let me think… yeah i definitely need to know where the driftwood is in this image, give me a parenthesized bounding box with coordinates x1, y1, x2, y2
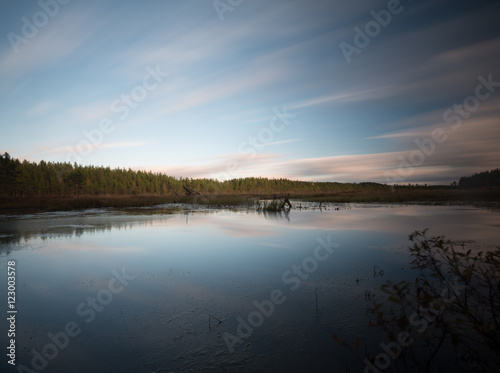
(270, 193, 293, 210)
(183, 185, 201, 196)
(168, 182, 181, 197)
(281, 193, 292, 209)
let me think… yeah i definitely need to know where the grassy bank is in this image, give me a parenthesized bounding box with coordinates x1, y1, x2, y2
(0, 188, 498, 214)
(291, 188, 500, 204)
(0, 194, 256, 213)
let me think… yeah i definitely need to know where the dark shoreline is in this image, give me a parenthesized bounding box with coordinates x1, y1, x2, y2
(1, 189, 498, 215)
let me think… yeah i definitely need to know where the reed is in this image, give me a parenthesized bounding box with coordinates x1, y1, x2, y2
(1, 188, 498, 214)
(258, 200, 282, 212)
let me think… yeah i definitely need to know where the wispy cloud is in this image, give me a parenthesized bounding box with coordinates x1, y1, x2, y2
(289, 86, 398, 110)
(25, 101, 52, 116)
(48, 141, 149, 155)
(0, 5, 102, 78)
(266, 139, 302, 146)
(1, 0, 499, 184)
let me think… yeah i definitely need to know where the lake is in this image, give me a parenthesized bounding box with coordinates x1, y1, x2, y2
(1, 203, 499, 372)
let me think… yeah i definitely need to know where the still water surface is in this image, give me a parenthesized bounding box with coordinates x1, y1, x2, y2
(0, 203, 498, 372)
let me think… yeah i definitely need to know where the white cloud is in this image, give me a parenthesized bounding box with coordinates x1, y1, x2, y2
(266, 139, 302, 146)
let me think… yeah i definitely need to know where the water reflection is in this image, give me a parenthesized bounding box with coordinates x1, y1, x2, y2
(0, 214, 174, 248)
(258, 209, 291, 222)
(0, 204, 297, 248)
(3, 203, 497, 244)
(0, 204, 498, 372)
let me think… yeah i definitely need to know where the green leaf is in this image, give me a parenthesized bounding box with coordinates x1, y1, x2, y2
(388, 296, 401, 304)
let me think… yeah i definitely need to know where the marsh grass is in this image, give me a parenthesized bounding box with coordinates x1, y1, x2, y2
(1, 188, 498, 214)
(192, 194, 256, 208)
(0, 194, 257, 213)
(0, 195, 181, 212)
(257, 200, 283, 212)
(290, 188, 500, 204)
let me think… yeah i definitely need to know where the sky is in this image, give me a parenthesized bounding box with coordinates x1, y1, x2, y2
(0, 0, 499, 185)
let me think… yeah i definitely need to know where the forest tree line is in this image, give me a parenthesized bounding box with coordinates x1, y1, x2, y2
(458, 168, 500, 189)
(2, 153, 496, 198)
(0, 153, 388, 198)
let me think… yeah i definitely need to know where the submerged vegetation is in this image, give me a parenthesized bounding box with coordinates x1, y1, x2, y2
(1, 152, 499, 212)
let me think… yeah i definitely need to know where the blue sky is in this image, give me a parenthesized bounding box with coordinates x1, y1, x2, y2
(1, 0, 499, 184)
